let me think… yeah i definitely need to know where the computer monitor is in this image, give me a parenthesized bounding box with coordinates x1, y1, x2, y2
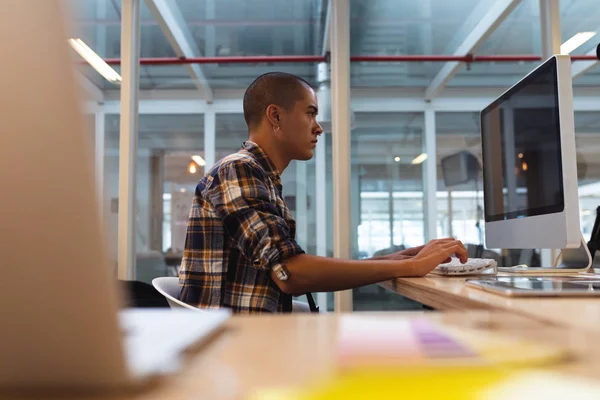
(441, 151, 481, 187)
(480, 55, 581, 250)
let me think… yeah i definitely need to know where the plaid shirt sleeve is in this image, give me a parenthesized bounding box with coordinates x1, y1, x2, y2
(205, 159, 305, 272)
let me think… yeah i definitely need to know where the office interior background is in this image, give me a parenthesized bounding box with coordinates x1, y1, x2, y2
(73, 0, 600, 312)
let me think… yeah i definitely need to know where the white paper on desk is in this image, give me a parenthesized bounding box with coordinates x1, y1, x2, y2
(482, 371, 600, 399)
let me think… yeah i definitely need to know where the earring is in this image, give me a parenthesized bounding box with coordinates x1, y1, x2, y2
(273, 125, 280, 132)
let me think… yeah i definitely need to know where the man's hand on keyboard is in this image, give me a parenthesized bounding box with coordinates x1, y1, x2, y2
(395, 245, 425, 257)
(411, 238, 468, 276)
(378, 245, 425, 261)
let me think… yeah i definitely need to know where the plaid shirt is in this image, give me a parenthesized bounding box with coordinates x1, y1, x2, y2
(178, 141, 305, 313)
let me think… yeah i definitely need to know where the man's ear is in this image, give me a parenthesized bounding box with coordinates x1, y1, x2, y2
(266, 104, 281, 127)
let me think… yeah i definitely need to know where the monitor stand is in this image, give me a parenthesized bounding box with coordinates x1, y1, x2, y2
(497, 233, 593, 275)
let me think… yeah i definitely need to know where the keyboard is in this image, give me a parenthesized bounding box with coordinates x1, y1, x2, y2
(431, 257, 497, 276)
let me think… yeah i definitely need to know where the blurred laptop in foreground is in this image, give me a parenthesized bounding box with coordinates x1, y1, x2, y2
(0, 1, 229, 390)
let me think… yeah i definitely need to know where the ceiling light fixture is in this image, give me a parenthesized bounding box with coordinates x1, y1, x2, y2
(191, 155, 206, 166)
(68, 38, 122, 83)
(411, 153, 428, 165)
(188, 162, 198, 174)
(394, 156, 401, 162)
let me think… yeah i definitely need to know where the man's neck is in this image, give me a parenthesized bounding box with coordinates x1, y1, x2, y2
(248, 134, 290, 173)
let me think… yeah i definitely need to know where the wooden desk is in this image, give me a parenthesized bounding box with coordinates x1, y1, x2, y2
(379, 274, 600, 333)
(8, 312, 600, 400)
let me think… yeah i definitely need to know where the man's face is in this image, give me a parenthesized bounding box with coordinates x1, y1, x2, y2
(278, 86, 323, 161)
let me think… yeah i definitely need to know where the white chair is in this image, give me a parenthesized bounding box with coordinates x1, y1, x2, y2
(153, 277, 316, 313)
(151, 277, 201, 311)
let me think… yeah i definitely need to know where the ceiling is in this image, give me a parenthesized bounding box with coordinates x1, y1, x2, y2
(80, 1, 600, 189)
(71, 0, 600, 91)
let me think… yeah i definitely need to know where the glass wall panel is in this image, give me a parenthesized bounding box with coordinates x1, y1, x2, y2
(104, 114, 205, 284)
(351, 112, 426, 311)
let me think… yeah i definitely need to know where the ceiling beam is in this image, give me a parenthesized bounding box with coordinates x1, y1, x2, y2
(145, 0, 213, 103)
(572, 45, 599, 79)
(424, 0, 521, 101)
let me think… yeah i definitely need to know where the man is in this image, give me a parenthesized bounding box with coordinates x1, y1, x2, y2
(179, 72, 467, 313)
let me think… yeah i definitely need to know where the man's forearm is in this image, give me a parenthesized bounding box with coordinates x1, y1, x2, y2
(273, 253, 418, 296)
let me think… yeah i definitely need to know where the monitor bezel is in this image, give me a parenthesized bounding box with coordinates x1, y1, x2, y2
(480, 56, 564, 222)
(479, 55, 581, 250)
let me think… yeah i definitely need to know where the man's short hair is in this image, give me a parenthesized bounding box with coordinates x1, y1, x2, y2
(243, 72, 313, 128)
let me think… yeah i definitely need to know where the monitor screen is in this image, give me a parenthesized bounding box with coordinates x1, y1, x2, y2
(480, 57, 564, 223)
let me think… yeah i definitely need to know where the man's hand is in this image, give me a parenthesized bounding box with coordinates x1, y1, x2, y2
(410, 238, 468, 276)
(396, 245, 425, 257)
(380, 252, 413, 261)
(371, 245, 425, 261)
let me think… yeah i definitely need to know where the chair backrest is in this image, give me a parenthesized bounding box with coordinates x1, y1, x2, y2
(151, 277, 201, 311)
